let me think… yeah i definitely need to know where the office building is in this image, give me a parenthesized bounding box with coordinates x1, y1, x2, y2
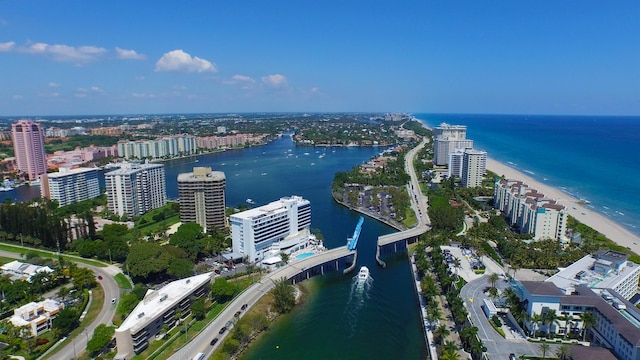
(105, 162, 166, 218)
(177, 167, 226, 232)
(10, 299, 64, 337)
(494, 179, 568, 241)
(461, 149, 487, 188)
(433, 123, 474, 166)
(114, 273, 212, 359)
(40, 167, 100, 207)
(12, 120, 47, 181)
(230, 196, 312, 263)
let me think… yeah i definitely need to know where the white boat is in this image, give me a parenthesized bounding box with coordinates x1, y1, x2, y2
(357, 266, 370, 284)
(246, 199, 255, 204)
(0, 187, 14, 192)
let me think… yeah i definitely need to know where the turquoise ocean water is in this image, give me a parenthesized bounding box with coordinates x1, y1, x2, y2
(415, 113, 640, 237)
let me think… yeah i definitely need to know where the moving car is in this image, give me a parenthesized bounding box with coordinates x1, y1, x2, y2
(210, 337, 219, 346)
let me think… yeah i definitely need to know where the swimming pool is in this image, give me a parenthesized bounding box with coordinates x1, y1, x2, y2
(296, 252, 314, 259)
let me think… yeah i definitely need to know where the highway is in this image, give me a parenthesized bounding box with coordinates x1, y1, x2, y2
(0, 246, 123, 360)
(169, 247, 353, 360)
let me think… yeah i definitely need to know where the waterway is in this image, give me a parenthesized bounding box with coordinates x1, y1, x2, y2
(2, 134, 427, 359)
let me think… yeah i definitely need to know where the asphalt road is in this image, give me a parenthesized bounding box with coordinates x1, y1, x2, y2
(0, 247, 123, 360)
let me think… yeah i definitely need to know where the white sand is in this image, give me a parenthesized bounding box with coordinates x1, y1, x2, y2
(487, 158, 640, 252)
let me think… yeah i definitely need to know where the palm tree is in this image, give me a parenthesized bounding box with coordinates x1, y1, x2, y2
(539, 340, 550, 359)
(428, 305, 444, 325)
(470, 339, 487, 358)
(542, 309, 559, 338)
(452, 258, 462, 279)
(442, 340, 458, 355)
(488, 272, 500, 289)
(440, 349, 460, 360)
(558, 312, 571, 338)
(579, 312, 596, 342)
(556, 344, 571, 360)
(530, 312, 542, 338)
(434, 324, 450, 344)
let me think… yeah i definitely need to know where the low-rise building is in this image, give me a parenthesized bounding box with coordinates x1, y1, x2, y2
(114, 273, 212, 359)
(9, 299, 64, 337)
(0, 260, 54, 282)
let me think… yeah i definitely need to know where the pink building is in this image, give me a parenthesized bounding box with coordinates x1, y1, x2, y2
(12, 120, 47, 181)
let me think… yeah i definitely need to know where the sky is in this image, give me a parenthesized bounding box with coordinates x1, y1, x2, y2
(1, 1, 639, 116)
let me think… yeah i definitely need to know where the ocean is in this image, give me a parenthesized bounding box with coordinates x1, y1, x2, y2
(414, 113, 640, 237)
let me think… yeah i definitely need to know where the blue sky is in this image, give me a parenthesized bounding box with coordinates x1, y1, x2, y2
(1, 1, 638, 116)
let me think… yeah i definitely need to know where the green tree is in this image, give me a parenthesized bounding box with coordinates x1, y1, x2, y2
(86, 324, 115, 355)
(191, 297, 207, 320)
(280, 252, 290, 265)
(271, 277, 295, 314)
(556, 344, 571, 360)
(169, 222, 204, 260)
(126, 242, 173, 280)
(488, 272, 500, 289)
(53, 307, 79, 334)
(71, 267, 97, 289)
(210, 278, 238, 303)
(539, 340, 550, 359)
(434, 323, 450, 345)
(167, 258, 195, 278)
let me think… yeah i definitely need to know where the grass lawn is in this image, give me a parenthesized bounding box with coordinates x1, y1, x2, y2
(114, 273, 133, 289)
(402, 206, 417, 227)
(0, 256, 18, 264)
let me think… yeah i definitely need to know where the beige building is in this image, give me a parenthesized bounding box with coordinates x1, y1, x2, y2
(177, 167, 226, 232)
(10, 299, 64, 337)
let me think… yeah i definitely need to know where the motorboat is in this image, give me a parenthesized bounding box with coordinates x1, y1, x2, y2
(357, 266, 370, 284)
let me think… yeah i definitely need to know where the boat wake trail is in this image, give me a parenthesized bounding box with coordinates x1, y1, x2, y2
(343, 268, 373, 338)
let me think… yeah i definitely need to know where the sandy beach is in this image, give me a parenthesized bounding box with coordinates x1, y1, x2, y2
(487, 157, 640, 253)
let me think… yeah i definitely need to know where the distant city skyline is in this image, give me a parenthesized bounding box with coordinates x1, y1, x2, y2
(1, 1, 639, 116)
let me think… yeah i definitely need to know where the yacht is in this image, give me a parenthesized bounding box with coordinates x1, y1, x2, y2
(246, 199, 255, 204)
(357, 266, 370, 285)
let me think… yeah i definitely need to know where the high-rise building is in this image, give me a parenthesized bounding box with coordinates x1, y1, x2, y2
(433, 123, 473, 166)
(12, 120, 47, 181)
(230, 196, 312, 263)
(105, 162, 166, 218)
(448, 148, 466, 178)
(40, 167, 100, 207)
(177, 167, 226, 232)
(461, 149, 487, 188)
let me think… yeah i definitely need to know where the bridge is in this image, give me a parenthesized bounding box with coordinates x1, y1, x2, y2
(169, 218, 365, 360)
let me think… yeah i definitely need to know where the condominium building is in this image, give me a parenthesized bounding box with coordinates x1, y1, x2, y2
(461, 149, 487, 188)
(177, 167, 226, 232)
(40, 167, 101, 207)
(10, 299, 64, 337)
(433, 123, 473, 165)
(448, 148, 466, 178)
(494, 179, 568, 241)
(12, 120, 47, 181)
(117, 135, 197, 160)
(114, 273, 212, 359)
(230, 196, 312, 263)
(105, 162, 166, 218)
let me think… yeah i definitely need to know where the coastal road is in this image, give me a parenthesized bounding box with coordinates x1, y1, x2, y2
(0, 246, 123, 360)
(405, 136, 431, 229)
(169, 247, 353, 360)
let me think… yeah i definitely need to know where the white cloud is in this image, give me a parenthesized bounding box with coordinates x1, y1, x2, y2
(261, 74, 288, 89)
(20, 42, 107, 63)
(155, 49, 217, 73)
(48, 82, 60, 87)
(115, 47, 145, 60)
(135, 76, 145, 81)
(12, 95, 24, 100)
(0, 41, 16, 52)
(223, 74, 257, 89)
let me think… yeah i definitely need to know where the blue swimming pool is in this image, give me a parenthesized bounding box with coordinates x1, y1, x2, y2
(296, 252, 314, 259)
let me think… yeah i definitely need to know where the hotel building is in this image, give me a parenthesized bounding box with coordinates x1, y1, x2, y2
(230, 196, 312, 263)
(433, 123, 473, 166)
(177, 167, 226, 232)
(11, 120, 47, 181)
(105, 162, 166, 218)
(10, 299, 64, 337)
(494, 179, 568, 241)
(513, 252, 640, 360)
(114, 273, 212, 359)
(40, 167, 101, 207)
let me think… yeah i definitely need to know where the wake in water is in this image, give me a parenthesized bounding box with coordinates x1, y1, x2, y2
(342, 272, 373, 338)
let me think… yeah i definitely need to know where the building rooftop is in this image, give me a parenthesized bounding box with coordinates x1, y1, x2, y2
(520, 281, 565, 297)
(546, 253, 637, 293)
(116, 272, 212, 334)
(568, 344, 618, 360)
(231, 196, 307, 220)
(46, 167, 99, 178)
(105, 161, 163, 176)
(177, 167, 225, 182)
(1, 260, 53, 281)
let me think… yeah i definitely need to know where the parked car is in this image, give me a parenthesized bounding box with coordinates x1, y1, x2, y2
(218, 327, 226, 334)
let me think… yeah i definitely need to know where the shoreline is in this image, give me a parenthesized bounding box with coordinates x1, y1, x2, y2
(486, 157, 640, 253)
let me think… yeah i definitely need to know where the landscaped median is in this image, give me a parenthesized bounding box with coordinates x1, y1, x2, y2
(0, 242, 108, 267)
